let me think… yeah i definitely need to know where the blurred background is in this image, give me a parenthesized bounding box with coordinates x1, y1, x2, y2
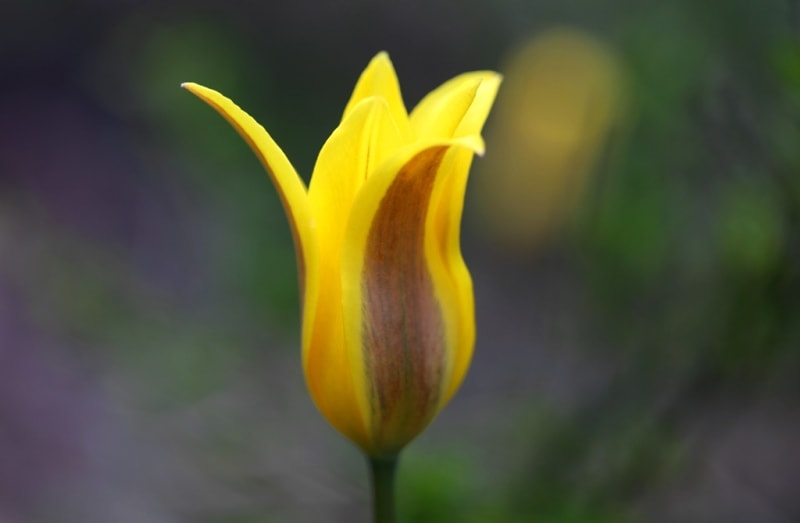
(1, 0, 799, 521)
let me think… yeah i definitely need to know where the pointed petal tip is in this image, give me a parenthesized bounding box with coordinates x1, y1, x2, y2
(366, 51, 395, 73)
(454, 134, 486, 156)
(475, 71, 503, 91)
(365, 51, 397, 74)
(180, 82, 223, 103)
(465, 72, 503, 95)
(181, 82, 203, 94)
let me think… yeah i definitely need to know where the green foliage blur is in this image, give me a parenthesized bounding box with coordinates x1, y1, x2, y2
(1, 0, 798, 521)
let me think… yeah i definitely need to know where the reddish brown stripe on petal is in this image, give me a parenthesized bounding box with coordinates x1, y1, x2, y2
(362, 147, 448, 454)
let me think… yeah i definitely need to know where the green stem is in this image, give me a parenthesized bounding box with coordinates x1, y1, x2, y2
(368, 455, 399, 523)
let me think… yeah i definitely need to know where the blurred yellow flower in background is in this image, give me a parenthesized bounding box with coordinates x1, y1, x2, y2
(183, 53, 500, 457)
(475, 28, 626, 253)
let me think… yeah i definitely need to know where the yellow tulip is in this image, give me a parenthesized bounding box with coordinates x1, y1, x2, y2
(183, 52, 500, 457)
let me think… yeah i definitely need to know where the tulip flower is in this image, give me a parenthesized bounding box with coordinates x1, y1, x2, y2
(183, 54, 498, 519)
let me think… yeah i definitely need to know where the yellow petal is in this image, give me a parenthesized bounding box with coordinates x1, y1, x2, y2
(339, 135, 483, 456)
(410, 71, 502, 142)
(309, 97, 404, 234)
(427, 147, 478, 405)
(302, 266, 371, 449)
(181, 82, 315, 297)
(427, 76, 501, 402)
(343, 52, 412, 142)
(302, 96, 404, 449)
